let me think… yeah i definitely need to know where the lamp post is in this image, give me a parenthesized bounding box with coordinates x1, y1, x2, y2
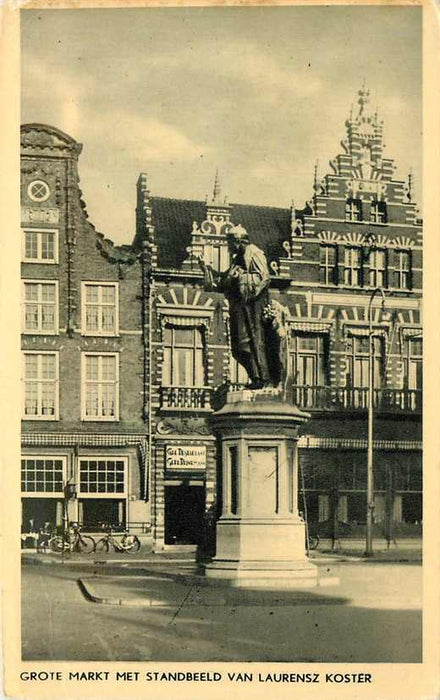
(365, 287, 389, 557)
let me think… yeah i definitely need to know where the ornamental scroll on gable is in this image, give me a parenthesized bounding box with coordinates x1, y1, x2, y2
(21, 124, 83, 157)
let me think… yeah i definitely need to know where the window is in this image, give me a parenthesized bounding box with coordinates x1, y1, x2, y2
(345, 198, 362, 222)
(21, 458, 64, 493)
(23, 229, 58, 263)
(79, 458, 126, 494)
(402, 337, 422, 391)
(344, 247, 362, 286)
(395, 250, 411, 290)
(204, 243, 229, 272)
(162, 326, 205, 387)
(319, 245, 338, 285)
(82, 353, 119, 420)
(370, 201, 387, 224)
(291, 335, 326, 386)
(230, 354, 249, 386)
(346, 336, 383, 390)
(23, 352, 59, 419)
(23, 281, 58, 333)
(27, 180, 51, 203)
(82, 283, 118, 335)
(369, 249, 387, 287)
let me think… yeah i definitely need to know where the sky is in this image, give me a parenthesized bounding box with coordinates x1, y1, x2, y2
(21, 6, 422, 246)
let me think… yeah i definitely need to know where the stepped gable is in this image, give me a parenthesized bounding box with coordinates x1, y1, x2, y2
(150, 196, 292, 270)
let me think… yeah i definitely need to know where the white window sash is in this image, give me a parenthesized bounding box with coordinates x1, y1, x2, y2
(22, 352, 59, 420)
(81, 282, 119, 336)
(78, 456, 128, 497)
(22, 229, 58, 264)
(81, 353, 119, 421)
(22, 281, 58, 334)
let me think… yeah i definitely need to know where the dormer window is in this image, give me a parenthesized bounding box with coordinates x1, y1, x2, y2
(345, 198, 362, 222)
(370, 201, 387, 224)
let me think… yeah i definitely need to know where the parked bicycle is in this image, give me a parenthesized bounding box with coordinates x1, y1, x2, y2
(49, 523, 96, 554)
(307, 531, 320, 551)
(95, 525, 141, 554)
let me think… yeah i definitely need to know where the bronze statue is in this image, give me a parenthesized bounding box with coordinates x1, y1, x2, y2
(199, 225, 287, 390)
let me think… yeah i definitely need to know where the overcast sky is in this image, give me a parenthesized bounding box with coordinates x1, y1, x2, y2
(21, 6, 422, 245)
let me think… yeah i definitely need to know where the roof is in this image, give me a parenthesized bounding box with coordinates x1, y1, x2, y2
(150, 197, 292, 269)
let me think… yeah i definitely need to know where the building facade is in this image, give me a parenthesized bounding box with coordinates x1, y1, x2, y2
(20, 124, 149, 534)
(20, 87, 422, 548)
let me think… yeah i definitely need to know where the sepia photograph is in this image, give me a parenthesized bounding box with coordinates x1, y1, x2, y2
(3, 2, 440, 698)
(17, 3, 424, 665)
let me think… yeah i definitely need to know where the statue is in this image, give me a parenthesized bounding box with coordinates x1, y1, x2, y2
(199, 224, 288, 390)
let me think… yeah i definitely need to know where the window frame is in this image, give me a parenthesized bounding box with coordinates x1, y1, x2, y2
(402, 336, 422, 391)
(81, 352, 120, 422)
(370, 200, 387, 224)
(21, 455, 66, 496)
(319, 244, 338, 285)
(78, 456, 128, 498)
(81, 281, 119, 337)
(344, 246, 363, 286)
(290, 334, 327, 386)
(22, 280, 59, 335)
(22, 228, 59, 264)
(162, 325, 206, 388)
(27, 179, 51, 203)
(346, 335, 384, 389)
(22, 350, 59, 421)
(345, 198, 363, 222)
(395, 250, 412, 290)
(368, 248, 387, 288)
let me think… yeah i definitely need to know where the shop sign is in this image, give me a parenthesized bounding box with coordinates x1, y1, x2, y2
(21, 207, 60, 224)
(166, 445, 206, 470)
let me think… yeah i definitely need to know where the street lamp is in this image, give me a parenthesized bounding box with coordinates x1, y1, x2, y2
(365, 287, 390, 557)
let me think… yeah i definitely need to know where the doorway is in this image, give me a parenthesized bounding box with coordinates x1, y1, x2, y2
(164, 483, 205, 545)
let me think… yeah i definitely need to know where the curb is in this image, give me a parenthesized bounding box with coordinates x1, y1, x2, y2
(77, 578, 168, 607)
(77, 574, 342, 609)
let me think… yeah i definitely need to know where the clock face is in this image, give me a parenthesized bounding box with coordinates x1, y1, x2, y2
(27, 179, 51, 203)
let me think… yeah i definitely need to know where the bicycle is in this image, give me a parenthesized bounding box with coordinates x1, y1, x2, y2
(307, 532, 320, 551)
(95, 526, 141, 553)
(49, 523, 96, 554)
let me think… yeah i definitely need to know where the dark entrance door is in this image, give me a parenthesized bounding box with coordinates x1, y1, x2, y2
(164, 483, 205, 545)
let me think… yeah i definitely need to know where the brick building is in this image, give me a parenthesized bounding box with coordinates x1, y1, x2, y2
(20, 87, 422, 548)
(20, 124, 149, 533)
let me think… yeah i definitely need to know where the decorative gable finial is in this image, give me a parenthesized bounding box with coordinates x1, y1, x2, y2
(313, 160, 319, 192)
(407, 168, 414, 202)
(357, 80, 370, 117)
(212, 167, 222, 204)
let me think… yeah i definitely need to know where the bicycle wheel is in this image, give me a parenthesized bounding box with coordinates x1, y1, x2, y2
(77, 535, 96, 554)
(308, 534, 320, 551)
(121, 534, 140, 553)
(95, 538, 109, 553)
(49, 536, 64, 553)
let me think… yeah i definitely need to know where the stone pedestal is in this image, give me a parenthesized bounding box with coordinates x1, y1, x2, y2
(204, 390, 318, 588)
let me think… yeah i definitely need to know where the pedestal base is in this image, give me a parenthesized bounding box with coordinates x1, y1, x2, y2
(206, 393, 318, 589)
(204, 517, 318, 588)
(204, 559, 318, 589)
